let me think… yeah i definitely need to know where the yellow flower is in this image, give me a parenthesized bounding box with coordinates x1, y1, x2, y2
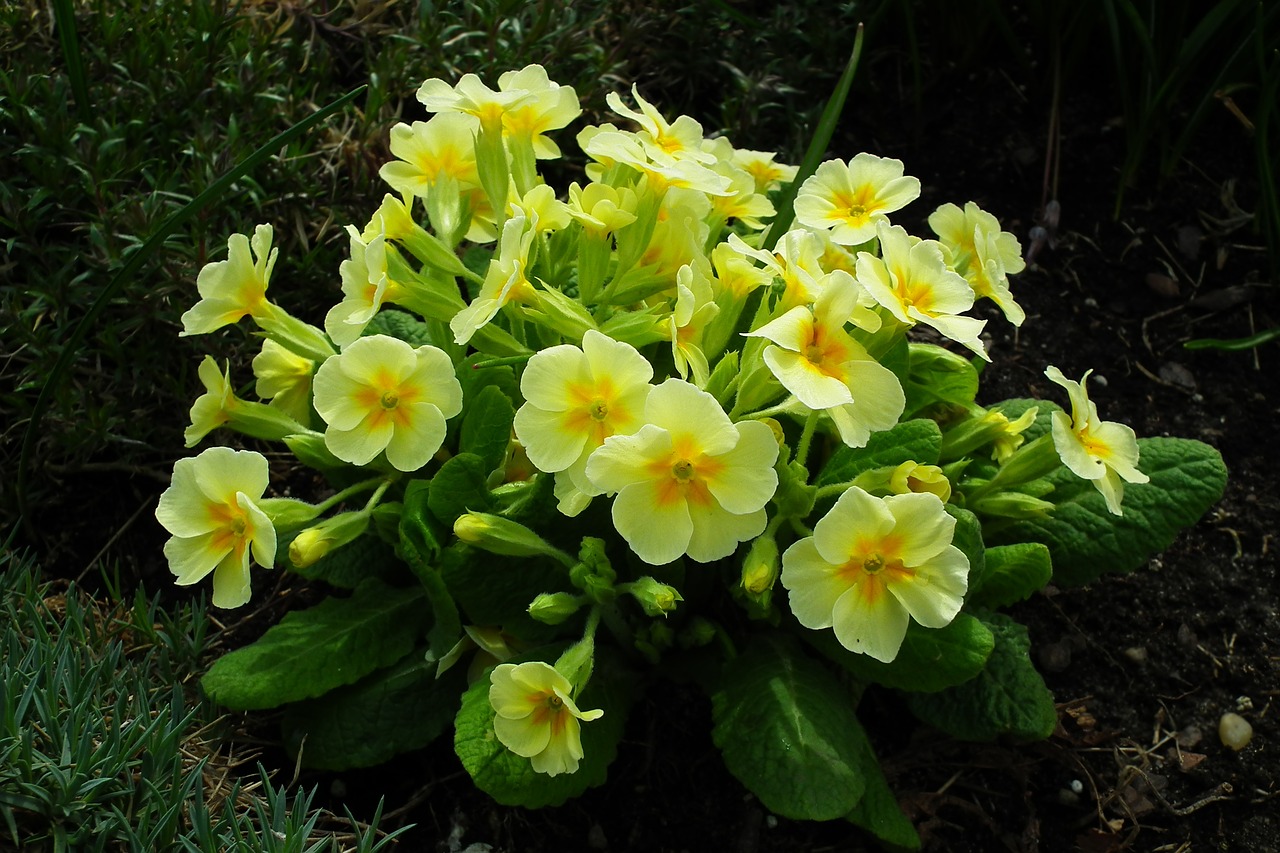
(781, 486, 969, 663)
(497, 65, 582, 158)
(731, 148, 799, 194)
(450, 215, 538, 345)
(312, 334, 463, 471)
(489, 661, 603, 777)
(155, 447, 276, 609)
(794, 154, 921, 246)
(252, 338, 314, 425)
(929, 201, 1027, 326)
(180, 224, 276, 335)
(513, 330, 652, 516)
(855, 222, 989, 360)
(1044, 366, 1148, 515)
(378, 113, 481, 199)
(606, 84, 713, 163)
(567, 181, 638, 237)
(417, 72, 532, 131)
(745, 274, 904, 447)
(668, 260, 720, 388)
(585, 379, 779, 565)
(325, 224, 407, 348)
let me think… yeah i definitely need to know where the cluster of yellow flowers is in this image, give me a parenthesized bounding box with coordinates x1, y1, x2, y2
(157, 65, 1148, 776)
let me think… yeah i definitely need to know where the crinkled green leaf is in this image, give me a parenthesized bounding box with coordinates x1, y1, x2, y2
(903, 612, 1057, 742)
(201, 579, 428, 711)
(428, 452, 494, 525)
(460, 384, 515, 476)
(364, 308, 436, 347)
(845, 728, 921, 851)
(817, 419, 943, 487)
(282, 652, 465, 770)
(903, 343, 980, 419)
(947, 505, 985, 585)
(711, 633, 867, 820)
(440, 543, 566, 643)
(806, 611, 994, 693)
(968, 543, 1053, 609)
(453, 651, 632, 808)
(290, 533, 400, 589)
(993, 437, 1227, 585)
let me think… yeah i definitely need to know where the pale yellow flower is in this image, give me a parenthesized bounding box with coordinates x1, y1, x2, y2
(567, 181, 638, 237)
(794, 154, 921, 246)
(180, 225, 276, 335)
(781, 486, 969, 663)
(586, 379, 779, 565)
(513, 330, 653, 515)
(325, 224, 407, 348)
(450, 215, 538, 345)
(312, 335, 463, 471)
(379, 113, 481, 199)
(489, 661, 603, 777)
(252, 338, 314, 425)
(1044, 366, 1148, 515)
(732, 148, 799, 193)
(606, 85, 714, 163)
(155, 447, 276, 609)
(497, 65, 582, 158)
(855, 222, 988, 360)
(745, 273, 904, 447)
(929, 201, 1027, 326)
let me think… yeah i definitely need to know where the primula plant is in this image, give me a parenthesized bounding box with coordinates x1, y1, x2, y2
(157, 66, 1227, 847)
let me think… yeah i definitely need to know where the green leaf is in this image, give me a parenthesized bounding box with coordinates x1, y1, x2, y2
(440, 543, 566, 643)
(201, 579, 428, 711)
(817, 419, 943, 487)
(947, 505, 985, 585)
(460, 385, 516, 475)
(364, 308, 436, 347)
(282, 653, 465, 770)
(398, 484, 463, 662)
(968, 543, 1052, 610)
(992, 437, 1227, 585)
(845, 730, 921, 851)
(903, 343, 980, 418)
(453, 651, 632, 808)
(290, 534, 400, 589)
(806, 612, 994, 693)
(903, 612, 1057, 742)
(428, 453, 494, 525)
(711, 633, 867, 820)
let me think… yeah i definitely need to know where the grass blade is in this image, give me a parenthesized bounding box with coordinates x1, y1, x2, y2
(16, 85, 367, 531)
(51, 0, 90, 124)
(762, 23, 866, 249)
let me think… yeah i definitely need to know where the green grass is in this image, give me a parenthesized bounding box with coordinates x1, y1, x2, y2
(0, 545, 410, 852)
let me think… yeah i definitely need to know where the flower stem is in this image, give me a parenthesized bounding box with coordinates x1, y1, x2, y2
(314, 476, 392, 514)
(793, 409, 821, 468)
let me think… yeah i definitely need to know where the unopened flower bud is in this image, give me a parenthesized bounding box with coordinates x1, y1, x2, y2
(453, 512, 572, 562)
(741, 535, 780, 596)
(889, 461, 952, 502)
(257, 497, 322, 532)
(289, 511, 369, 568)
(626, 576, 683, 618)
(528, 592, 583, 625)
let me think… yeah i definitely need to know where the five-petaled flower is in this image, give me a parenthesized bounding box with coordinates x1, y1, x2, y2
(794, 153, 921, 246)
(155, 447, 277, 609)
(181, 224, 276, 335)
(312, 334, 463, 471)
(586, 379, 779, 565)
(781, 486, 969, 663)
(1044, 366, 1148, 515)
(489, 661, 603, 777)
(513, 330, 653, 516)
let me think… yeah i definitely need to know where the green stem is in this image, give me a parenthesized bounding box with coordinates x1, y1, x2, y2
(314, 476, 391, 514)
(471, 354, 533, 370)
(793, 409, 821, 468)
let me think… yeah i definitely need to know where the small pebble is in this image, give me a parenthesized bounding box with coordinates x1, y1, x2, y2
(1236, 695, 1254, 712)
(1057, 788, 1081, 806)
(765, 815, 778, 830)
(1177, 725, 1203, 749)
(1070, 779, 1084, 794)
(1219, 712, 1254, 751)
(1123, 646, 1148, 663)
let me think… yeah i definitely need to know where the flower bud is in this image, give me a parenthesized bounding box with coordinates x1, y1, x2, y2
(283, 431, 346, 471)
(288, 511, 369, 569)
(453, 512, 573, 562)
(740, 535, 780, 596)
(626, 576, 683, 618)
(888, 461, 952, 502)
(528, 592, 583, 625)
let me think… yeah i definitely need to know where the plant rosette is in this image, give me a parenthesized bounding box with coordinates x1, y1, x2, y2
(157, 66, 1227, 847)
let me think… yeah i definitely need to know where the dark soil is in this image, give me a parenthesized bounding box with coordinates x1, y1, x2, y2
(20, 33, 1278, 853)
